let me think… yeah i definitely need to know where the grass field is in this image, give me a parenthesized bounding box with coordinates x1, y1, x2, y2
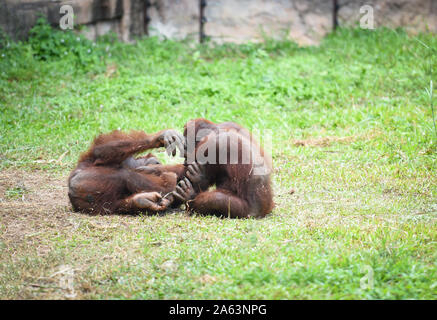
(0, 25, 436, 299)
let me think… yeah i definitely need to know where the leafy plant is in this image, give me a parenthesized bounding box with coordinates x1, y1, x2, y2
(28, 18, 107, 68)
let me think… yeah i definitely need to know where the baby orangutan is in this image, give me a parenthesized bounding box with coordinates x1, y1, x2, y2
(68, 129, 185, 214)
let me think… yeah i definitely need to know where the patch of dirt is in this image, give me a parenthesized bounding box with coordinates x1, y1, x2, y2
(198, 274, 218, 284)
(292, 130, 381, 147)
(0, 169, 145, 299)
(293, 136, 355, 147)
(0, 169, 150, 249)
(0, 170, 71, 244)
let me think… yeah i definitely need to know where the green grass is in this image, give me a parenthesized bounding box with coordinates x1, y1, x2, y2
(0, 26, 436, 299)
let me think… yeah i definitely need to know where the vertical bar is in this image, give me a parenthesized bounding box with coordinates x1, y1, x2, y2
(199, 0, 206, 43)
(333, 0, 339, 30)
(143, 0, 150, 36)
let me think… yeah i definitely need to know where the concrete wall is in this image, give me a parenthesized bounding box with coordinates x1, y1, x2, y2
(338, 0, 437, 34)
(147, 0, 199, 40)
(0, 0, 145, 41)
(1, 0, 436, 45)
(204, 0, 333, 45)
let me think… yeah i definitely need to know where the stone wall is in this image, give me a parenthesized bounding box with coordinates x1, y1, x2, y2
(0, 0, 436, 45)
(0, 0, 145, 41)
(201, 0, 436, 45)
(338, 0, 437, 34)
(147, 0, 199, 40)
(204, 0, 333, 45)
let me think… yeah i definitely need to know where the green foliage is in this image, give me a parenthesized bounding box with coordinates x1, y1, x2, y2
(0, 28, 9, 49)
(197, 37, 299, 60)
(27, 18, 110, 68)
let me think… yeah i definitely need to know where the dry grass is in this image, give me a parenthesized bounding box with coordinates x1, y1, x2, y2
(0, 170, 146, 299)
(0, 170, 69, 243)
(291, 130, 381, 148)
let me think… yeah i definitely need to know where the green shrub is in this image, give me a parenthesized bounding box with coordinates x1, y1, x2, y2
(28, 17, 109, 68)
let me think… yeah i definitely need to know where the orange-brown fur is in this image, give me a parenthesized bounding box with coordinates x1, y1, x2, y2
(68, 130, 185, 215)
(176, 119, 274, 218)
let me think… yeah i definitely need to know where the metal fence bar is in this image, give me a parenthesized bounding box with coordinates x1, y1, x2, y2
(199, 0, 207, 43)
(143, 0, 150, 36)
(333, 0, 339, 30)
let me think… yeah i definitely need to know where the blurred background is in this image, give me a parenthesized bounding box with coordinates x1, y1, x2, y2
(1, 0, 436, 45)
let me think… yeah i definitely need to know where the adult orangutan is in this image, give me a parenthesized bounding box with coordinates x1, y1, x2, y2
(173, 118, 274, 218)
